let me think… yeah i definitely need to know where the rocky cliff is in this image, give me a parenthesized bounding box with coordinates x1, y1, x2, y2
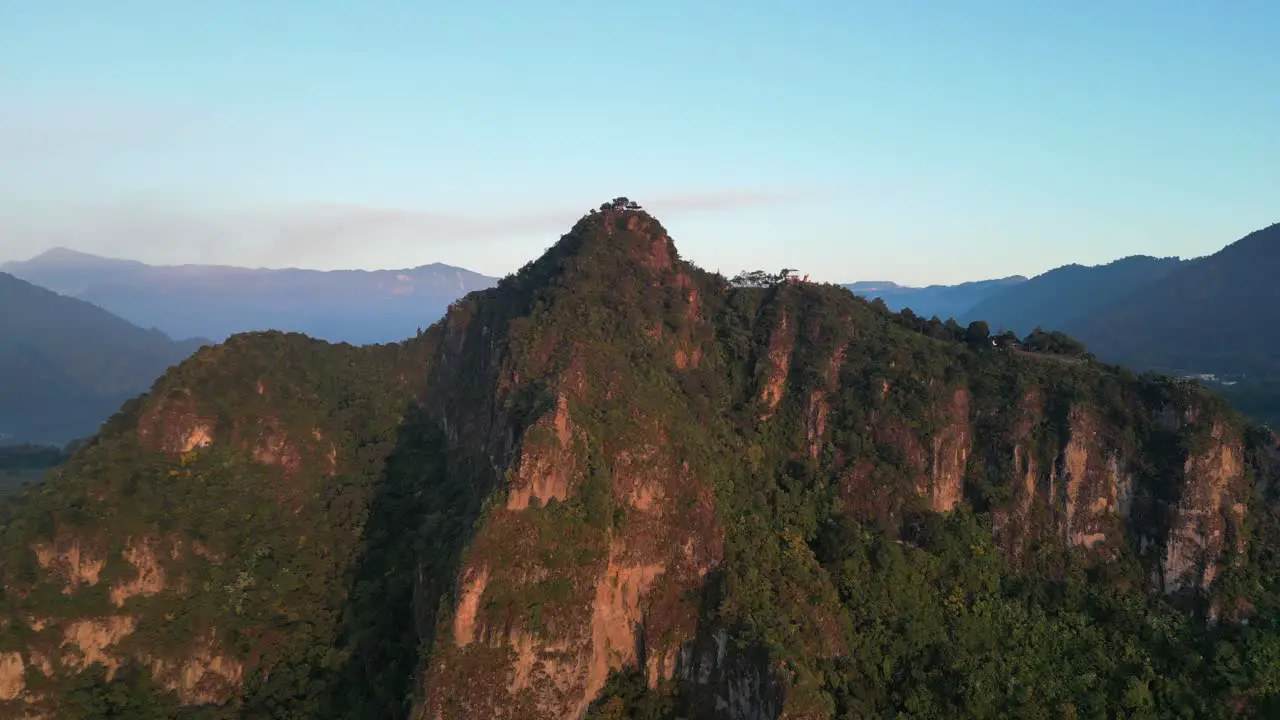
(2, 200, 1278, 718)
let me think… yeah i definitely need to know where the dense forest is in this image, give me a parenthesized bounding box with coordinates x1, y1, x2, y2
(2, 201, 1279, 718)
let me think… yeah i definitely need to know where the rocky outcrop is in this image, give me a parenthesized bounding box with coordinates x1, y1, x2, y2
(0, 652, 25, 701)
(1056, 408, 1130, 555)
(33, 539, 103, 592)
(760, 313, 795, 418)
(424, 409, 722, 718)
(56, 616, 136, 676)
(137, 389, 215, 455)
(1164, 423, 1248, 593)
(110, 539, 167, 606)
(924, 388, 972, 513)
(507, 393, 579, 510)
(147, 635, 244, 705)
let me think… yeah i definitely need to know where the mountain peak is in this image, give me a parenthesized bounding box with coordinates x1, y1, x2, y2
(505, 198, 681, 293)
(579, 197, 678, 270)
(13, 246, 143, 270)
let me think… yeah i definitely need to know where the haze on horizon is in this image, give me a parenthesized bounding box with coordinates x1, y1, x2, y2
(2, 1, 1276, 286)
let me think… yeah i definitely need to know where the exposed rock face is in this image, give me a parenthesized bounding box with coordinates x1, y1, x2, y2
(33, 540, 103, 591)
(60, 616, 136, 674)
(424, 387, 721, 715)
(506, 393, 579, 510)
(148, 635, 245, 705)
(988, 400, 1249, 586)
(110, 539, 167, 606)
(759, 313, 794, 418)
(137, 390, 215, 455)
(1164, 423, 1248, 592)
(1057, 408, 1129, 554)
(452, 567, 490, 647)
(0, 652, 26, 701)
(925, 388, 972, 513)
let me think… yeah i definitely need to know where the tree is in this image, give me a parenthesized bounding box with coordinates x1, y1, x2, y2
(1023, 327, 1089, 357)
(729, 268, 801, 288)
(601, 197, 640, 212)
(965, 320, 991, 346)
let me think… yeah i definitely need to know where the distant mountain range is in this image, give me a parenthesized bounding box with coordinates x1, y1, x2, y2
(847, 223, 1280, 378)
(0, 272, 207, 444)
(963, 255, 1189, 335)
(2, 248, 499, 346)
(843, 276, 1027, 320)
(1074, 223, 1280, 377)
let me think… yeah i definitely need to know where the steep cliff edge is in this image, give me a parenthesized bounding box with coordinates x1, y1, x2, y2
(2, 200, 1280, 718)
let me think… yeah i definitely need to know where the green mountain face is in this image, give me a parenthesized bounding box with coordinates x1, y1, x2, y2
(0, 272, 208, 445)
(3, 201, 1280, 719)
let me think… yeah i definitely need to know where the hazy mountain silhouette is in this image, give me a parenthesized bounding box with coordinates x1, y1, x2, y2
(3, 248, 498, 346)
(843, 276, 1027, 321)
(963, 255, 1189, 335)
(0, 272, 206, 444)
(1071, 224, 1280, 376)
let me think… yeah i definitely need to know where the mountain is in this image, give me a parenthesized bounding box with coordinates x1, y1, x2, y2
(844, 275, 1026, 320)
(3, 200, 1280, 718)
(962, 255, 1189, 336)
(2, 248, 498, 346)
(0, 272, 207, 445)
(1070, 224, 1280, 377)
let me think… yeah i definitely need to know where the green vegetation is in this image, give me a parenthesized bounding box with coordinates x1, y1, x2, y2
(3, 204, 1280, 718)
(0, 332, 449, 718)
(1022, 327, 1092, 358)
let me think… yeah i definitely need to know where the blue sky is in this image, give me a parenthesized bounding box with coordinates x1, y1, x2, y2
(2, 1, 1276, 285)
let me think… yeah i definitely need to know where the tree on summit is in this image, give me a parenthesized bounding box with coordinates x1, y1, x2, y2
(964, 320, 991, 346)
(730, 268, 797, 288)
(601, 197, 642, 211)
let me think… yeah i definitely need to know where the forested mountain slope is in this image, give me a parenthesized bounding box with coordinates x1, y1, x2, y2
(2, 201, 1280, 719)
(1072, 223, 1280, 376)
(962, 255, 1188, 336)
(0, 272, 207, 444)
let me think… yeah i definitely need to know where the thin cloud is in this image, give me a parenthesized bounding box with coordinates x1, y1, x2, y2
(0, 190, 805, 270)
